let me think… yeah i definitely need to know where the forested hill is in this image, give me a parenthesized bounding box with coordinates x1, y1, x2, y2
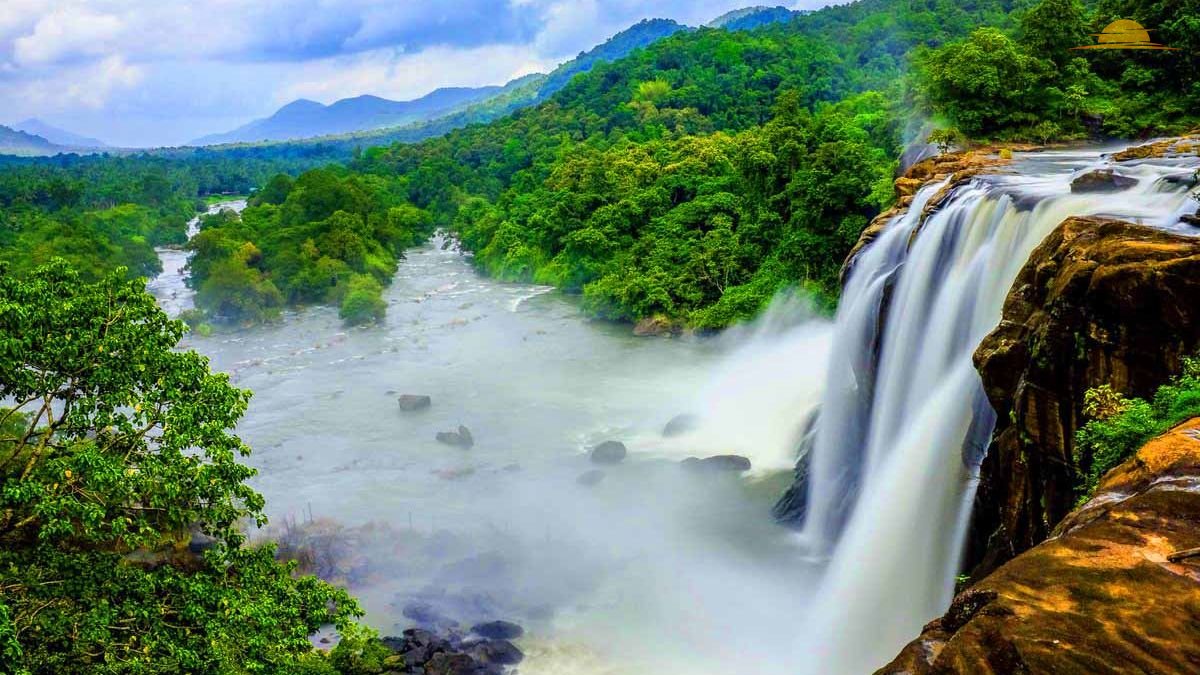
(331, 0, 1027, 328)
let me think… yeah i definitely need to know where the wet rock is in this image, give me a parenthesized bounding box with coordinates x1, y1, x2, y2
(1181, 213, 1200, 227)
(576, 469, 606, 486)
(471, 620, 524, 641)
(589, 440, 627, 465)
(969, 216, 1200, 576)
(402, 602, 458, 630)
(1070, 168, 1136, 193)
(773, 408, 820, 526)
(469, 639, 524, 666)
(398, 394, 432, 411)
(681, 455, 752, 473)
(436, 425, 475, 449)
(662, 413, 700, 437)
(633, 315, 674, 337)
(878, 420, 1200, 675)
(425, 652, 477, 675)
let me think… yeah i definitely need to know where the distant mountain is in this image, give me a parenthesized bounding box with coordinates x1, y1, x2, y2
(192, 85, 504, 146)
(13, 118, 107, 148)
(0, 125, 63, 156)
(707, 6, 798, 31)
(537, 19, 688, 98)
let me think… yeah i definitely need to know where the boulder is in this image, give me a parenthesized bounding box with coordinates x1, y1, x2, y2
(470, 620, 524, 640)
(681, 455, 752, 473)
(436, 425, 475, 449)
(398, 394, 432, 411)
(633, 315, 674, 337)
(877, 420, 1200, 675)
(662, 413, 700, 437)
(1069, 168, 1136, 193)
(968, 217, 1200, 577)
(773, 407, 820, 526)
(425, 652, 478, 675)
(589, 441, 627, 465)
(1181, 213, 1200, 227)
(468, 639, 524, 666)
(576, 469, 605, 487)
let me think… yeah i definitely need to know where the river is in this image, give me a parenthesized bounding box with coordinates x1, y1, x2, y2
(150, 204, 832, 674)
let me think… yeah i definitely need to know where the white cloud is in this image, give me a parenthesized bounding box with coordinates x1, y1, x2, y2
(0, 1, 839, 146)
(11, 7, 124, 66)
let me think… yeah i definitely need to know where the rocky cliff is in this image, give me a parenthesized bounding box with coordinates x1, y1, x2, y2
(966, 216, 1200, 576)
(877, 418, 1200, 675)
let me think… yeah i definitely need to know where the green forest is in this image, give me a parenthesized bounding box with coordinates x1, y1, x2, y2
(2, 0, 1200, 671)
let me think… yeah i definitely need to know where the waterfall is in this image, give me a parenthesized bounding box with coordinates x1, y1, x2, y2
(794, 148, 1200, 674)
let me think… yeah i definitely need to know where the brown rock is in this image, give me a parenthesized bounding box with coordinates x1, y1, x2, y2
(1070, 168, 1136, 193)
(842, 149, 1013, 282)
(877, 420, 1200, 675)
(1110, 134, 1200, 162)
(967, 217, 1200, 577)
(633, 315, 675, 337)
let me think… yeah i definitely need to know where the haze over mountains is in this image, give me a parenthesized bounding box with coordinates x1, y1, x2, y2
(12, 119, 108, 148)
(190, 8, 797, 148)
(1, 6, 800, 156)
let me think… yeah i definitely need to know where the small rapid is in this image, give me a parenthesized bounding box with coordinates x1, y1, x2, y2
(146, 199, 246, 316)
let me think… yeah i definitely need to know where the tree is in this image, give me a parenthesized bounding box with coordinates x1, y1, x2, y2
(0, 262, 360, 673)
(914, 28, 1049, 137)
(1019, 0, 1089, 66)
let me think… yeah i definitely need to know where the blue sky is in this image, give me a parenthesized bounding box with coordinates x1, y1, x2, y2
(0, 1, 827, 147)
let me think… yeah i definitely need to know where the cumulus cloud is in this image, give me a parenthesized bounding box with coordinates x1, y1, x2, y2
(0, 1, 826, 146)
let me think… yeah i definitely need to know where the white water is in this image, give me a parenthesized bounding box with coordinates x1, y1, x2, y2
(145, 199, 246, 317)
(796, 146, 1200, 673)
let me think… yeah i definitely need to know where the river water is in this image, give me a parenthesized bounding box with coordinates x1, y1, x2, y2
(152, 209, 833, 674)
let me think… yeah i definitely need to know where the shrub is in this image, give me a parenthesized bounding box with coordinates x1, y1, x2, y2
(1075, 356, 1200, 499)
(339, 274, 387, 326)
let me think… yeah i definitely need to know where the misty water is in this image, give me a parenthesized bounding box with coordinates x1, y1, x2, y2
(152, 144, 1200, 674)
(154, 219, 833, 674)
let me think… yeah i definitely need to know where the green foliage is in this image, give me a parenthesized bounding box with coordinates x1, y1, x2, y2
(339, 275, 387, 326)
(189, 170, 433, 326)
(1075, 357, 1200, 499)
(928, 127, 965, 154)
(0, 262, 360, 673)
(914, 0, 1200, 140)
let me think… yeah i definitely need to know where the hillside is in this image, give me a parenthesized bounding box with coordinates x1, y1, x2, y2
(0, 125, 63, 157)
(13, 118, 107, 148)
(706, 6, 798, 30)
(192, 85, 504, 145)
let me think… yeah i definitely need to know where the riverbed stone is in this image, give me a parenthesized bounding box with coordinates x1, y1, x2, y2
(1070, 168, 1136, 193)
(681, 455, 752, 473)
(436, 425, 474, 449)
(576, 469, 606, 486)
(589, 441, 627, 464)
(398, 394, 432, 411)
(662, 413, 700, 437)
(469, 639, 524, 666)
(470, 620, 524, 640)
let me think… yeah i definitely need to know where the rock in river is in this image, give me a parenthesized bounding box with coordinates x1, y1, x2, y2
(470, 620, 525, 640)
(589, 440, 627, 464)
(398, 394, 432, 411)
(682, 455, 752, 473)
(436, 425, 474, 449)
(1070, 168, 1136, 193)
(576, 469, 606, 487)
(662, 413, 700, 437)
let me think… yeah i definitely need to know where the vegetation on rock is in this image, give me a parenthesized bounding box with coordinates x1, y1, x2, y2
(1076, 356, 1200, 498)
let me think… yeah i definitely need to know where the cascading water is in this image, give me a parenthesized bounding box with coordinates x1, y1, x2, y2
(796, 146, 1200, 673)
